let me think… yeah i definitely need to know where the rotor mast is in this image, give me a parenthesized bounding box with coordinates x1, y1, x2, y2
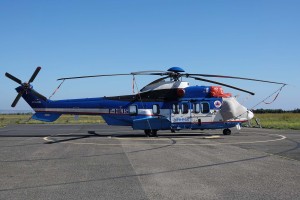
(167, 67, 185, 81)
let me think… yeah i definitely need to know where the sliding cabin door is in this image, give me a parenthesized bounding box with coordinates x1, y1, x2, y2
(171, 101, 192, 129)
(191, 101, 212, 129)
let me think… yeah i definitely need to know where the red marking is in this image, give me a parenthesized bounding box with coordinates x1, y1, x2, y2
(177, 88, 185, 97)
(210, 86, 232, 98)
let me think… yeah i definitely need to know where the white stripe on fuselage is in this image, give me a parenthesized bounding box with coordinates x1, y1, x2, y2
(34, 108, 110, 114)
(34, 108, 166, 116)
(34, 108, 248, 122)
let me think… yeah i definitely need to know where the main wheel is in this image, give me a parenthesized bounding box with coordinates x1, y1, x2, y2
(144, 129, 151, 137)
(223, 128, 231, 135)
(150, 130, 158, 137)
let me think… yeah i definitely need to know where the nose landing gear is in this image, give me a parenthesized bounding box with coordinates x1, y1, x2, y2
(223, 128, 231, 135)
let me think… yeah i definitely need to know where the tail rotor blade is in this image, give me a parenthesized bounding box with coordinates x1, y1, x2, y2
(28, 66, 41, 83)
(5, 73, 22, 85)
(11, 91, 24, 107)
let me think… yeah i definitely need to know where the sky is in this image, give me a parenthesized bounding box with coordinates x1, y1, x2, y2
(0, 0, 299, 111)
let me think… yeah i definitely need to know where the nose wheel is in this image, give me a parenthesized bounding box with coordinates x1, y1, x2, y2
(223, 128, 231, 135)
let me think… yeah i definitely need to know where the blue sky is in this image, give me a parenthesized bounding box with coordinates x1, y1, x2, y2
(1, 0, 299, 110)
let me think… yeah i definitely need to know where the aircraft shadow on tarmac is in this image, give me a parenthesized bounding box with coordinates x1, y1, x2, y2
(0, 129, 222, 144)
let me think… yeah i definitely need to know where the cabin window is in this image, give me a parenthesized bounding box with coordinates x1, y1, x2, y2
(182, 103, 189, 114)
(193, 103, 200, 113)
(201, 102, 210, 113)
(152, 104, 160, 115)
(129, 105, 138, 115)
(172, 104, 179, 114)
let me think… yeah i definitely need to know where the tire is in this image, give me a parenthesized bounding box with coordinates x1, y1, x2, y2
(151, 130, 158, 137)
(223, 128, 231, 135)
(144, 129, 151, 137)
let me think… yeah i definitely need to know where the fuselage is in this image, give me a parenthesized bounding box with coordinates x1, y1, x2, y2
(18, 80, 254, 132)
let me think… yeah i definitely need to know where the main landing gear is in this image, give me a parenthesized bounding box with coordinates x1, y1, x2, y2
(223, 128, 231, 135)
(144, 129, 158, 137)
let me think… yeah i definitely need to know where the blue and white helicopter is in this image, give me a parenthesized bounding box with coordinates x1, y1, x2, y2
(6, 67, 285, 137)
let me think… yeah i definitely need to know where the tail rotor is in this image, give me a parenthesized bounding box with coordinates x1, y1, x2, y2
(5, 66, 46, 107)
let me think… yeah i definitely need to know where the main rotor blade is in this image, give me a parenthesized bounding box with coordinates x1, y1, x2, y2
(148, 76, 170, 85)
(57, 70, 173, 81)
(190, 76, 255, 95)
(140, 76, 170, 91)
(57, 73, 132, 81)
(11, 91, 24, 107)
(28, 66, 41, 83)
(5, 73, 22, 85)
(131, 70, 170, 75)
(186, 73, 286, 85)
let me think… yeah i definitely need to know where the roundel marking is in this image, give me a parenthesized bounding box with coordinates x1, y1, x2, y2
(214, 100, 222, 108)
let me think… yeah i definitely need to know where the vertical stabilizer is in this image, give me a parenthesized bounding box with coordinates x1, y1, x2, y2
(16, 86, 48, 109)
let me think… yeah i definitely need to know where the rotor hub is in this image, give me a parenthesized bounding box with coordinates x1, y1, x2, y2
(167, 67, 185, 81)
(167, 67, 185, 73)
(23, 83, 30, 89)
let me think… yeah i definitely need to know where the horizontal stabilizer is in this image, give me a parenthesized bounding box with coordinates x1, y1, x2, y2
(32, 113, 61, 122)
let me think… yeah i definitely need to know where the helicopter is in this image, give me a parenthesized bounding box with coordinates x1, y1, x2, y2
(5, 66, 286, 137)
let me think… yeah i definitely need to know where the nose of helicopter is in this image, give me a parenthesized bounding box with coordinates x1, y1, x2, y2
(220, 97, 254, 121)
(233, 108, 254, 121)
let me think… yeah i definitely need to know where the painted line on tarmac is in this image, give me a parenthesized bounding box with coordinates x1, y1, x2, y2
(43, 136, 52, 142)
(42, 131, 219, 142)
(44, 134, 286, 146)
